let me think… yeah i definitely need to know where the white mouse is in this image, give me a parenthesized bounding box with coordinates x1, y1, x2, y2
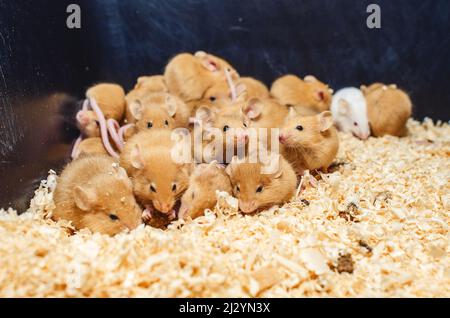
(330, 87, 370, 140)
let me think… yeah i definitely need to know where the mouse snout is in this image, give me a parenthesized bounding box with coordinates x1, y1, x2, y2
(76, 111, 90, 126)
(124, 218, 142, 231)
(354, 129, 370, 140)
(154, 200, 174, 214)
(360, 132, 370, 140)
(239, 200, 257, 214)
(279, 134, 288, 144)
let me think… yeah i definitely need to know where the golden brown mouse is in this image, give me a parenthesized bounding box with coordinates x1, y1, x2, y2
(279, 109, 339, 174)
(270, 74, 333, 113)
(164, 51, 238, 102)
(120, 129, 192, 220)
(192, 97, 249, 163)
(126, 92, 191, 139)
(134, 75, 168, 92)
(178, 161, 232, 220)
(361, 83, 412, 137)
(72, 137, 107, 159)
(202, 76, 269, 107)
(225, 153, 297, 213)
(76, 83, 126, 137)
(52, 155, 142, 236)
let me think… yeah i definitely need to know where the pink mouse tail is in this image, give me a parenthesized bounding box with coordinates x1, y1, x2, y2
(107, 118, 124, 151)
(70, 135, 83, 159)
(225, 68, 237, 102)
(118, 123, 135, 146)
(88, 98, 120, 159)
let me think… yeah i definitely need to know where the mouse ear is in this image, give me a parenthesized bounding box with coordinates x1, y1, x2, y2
(195, 105, 215, 124)
(243, 98, 263, 120)
(129, 100, 143, 120)
(318, 111, 334, 132)
(130, 144, 144, 169)
(235, 86, 248, 103)
(195, 51, 219, 72)
(73, 185, 97, 211)
(338, 99, 350, 115)
(314, 90, 326, 101)
(261, 153, 282, 177)
(165, 95, 178, 117)
(304, 75, 318, 83)
(287, 106, 298, 118)
(236, 83, 247, 97)
(225, 156, 239, 176)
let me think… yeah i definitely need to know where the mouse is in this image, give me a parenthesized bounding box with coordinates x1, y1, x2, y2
(239, 77, 270, 99)
(120, 129, 192, 220)
(192, 97, 249, 163)
(279, 109, 339, 174)
(72, 137, 107, 159)
(225, 153, 297, 213)
(52, 155, 142, 236)
(331, 87, 370, 140)
(178, 161, 232, 220)
(243, 97, 289, 129)
(361, 83, 412, 137)
(164, 51, 238, 102)
(270, 74, 333, 113)
(126, 92, 191, 136)
(76, 83, 126, 138)
(134, 75, 168, 93)
(202, 76, 269, 108)
(241, 97, 289, 153)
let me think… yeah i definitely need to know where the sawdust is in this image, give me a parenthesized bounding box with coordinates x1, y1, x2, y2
(0, 118, 449, 297)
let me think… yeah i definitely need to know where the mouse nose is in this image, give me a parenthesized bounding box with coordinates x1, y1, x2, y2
(279, 134, 287, 144)
(76, 111, 90, 126)
(156, 201, 173, 213)
(357, 131, 370, 140)
(239, 200, 257, 214)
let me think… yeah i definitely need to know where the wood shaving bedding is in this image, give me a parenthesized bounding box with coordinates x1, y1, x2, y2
(0, 118, 448, 297)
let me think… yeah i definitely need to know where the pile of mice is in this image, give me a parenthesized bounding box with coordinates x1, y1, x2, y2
(0, 51, 447, 297)
(0, 118, 448, 297)
(52, 51, 412, 236)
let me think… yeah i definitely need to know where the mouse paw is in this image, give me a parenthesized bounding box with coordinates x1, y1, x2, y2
(168, 210, 177, 221)
(142, 206, 154, 223)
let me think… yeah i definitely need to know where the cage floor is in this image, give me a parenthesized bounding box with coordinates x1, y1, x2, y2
(0, 119, 449, 297)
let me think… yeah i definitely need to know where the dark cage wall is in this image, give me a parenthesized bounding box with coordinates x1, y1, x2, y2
(1, 0, 449, 210)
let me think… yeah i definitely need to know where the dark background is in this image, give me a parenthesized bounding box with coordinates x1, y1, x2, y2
(1, 0, 449, 210)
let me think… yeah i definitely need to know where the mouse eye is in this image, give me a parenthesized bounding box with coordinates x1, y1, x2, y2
(243, 122, 248, 128)
(296, 125, 303, 131)
(147, 122, 153, 129)
(172, 183, 177, 192)
(256, 185, 263, 193)
(191, 192, 195, 199)
(223, 125, 230, 132)
(109, 214, 119, 221)
(94, 120, 100, 126)
(150, 184, 156, 192)
(235, 185, 240, 193)
(354, 122, 358, 126)
(164, 120, 169, 127)
(209, 96, 216, 102)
